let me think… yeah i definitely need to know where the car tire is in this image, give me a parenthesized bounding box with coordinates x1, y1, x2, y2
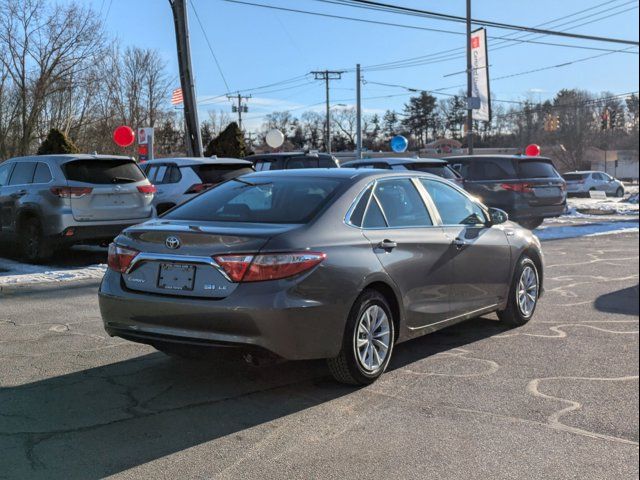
(498, 256, 540, 327)
(615, 187, 624, 198)
(327, 290, 395, 385)
(20, 217, 53, 263)
(518, 217, 543, 230)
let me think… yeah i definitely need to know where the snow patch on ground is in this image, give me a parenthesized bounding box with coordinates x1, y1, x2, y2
(535, 221, 639, 241)
(565, 196, 639, 216)
(0, 257, 106, 286)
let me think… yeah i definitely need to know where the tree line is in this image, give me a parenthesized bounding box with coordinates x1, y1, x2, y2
(1, 0, 638, 172)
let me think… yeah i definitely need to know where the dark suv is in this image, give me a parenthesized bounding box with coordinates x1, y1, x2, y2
(447, 155, 566, 229)
(247, 152, 340, 171)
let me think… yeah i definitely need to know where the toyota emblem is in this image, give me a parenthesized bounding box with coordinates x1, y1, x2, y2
(165, 236, 181, 249)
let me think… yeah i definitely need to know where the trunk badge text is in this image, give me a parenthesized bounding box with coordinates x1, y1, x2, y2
(165, 236, 181, 249)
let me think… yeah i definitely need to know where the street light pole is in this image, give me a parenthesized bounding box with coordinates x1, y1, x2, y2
(466, 0, 474, 155)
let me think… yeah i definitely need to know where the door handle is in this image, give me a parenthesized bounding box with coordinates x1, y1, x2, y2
(10, 190, 27, 199)
(377, 239, 397, 250)
(453, 237, 467, 250)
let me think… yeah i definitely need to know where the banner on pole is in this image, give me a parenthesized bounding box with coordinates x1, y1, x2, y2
(470, 28, 491, 122)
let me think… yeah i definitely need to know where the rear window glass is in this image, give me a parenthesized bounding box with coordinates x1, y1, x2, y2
(468, 159, 517, 180)
(563, 173, 588, 181)
(518, 160, 560, 179)
(286, 157, 319, 169)
(191, 165, 254, 184)
(407, 164, 460, 179)
(166, 176, 345, 224)
(63, 160, 145, 184)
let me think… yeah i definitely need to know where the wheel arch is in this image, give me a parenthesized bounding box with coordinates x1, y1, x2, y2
(360, 279, 403, 343)
(521, 246, 544, 296)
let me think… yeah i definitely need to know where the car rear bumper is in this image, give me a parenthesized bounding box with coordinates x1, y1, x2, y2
(55, 223, 143, 245)
(98, 269, 349, 360)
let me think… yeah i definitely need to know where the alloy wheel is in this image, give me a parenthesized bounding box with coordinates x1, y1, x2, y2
(354, 305, 391, 372)
(517, 265, 538, 317)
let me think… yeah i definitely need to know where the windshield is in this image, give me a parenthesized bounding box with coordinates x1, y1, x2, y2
(63, 159, 146, 184)
(165, 176, 346, 224)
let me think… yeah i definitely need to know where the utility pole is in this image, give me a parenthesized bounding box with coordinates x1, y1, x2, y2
(356, 64, 362, 159)
(465, 0, 474, 155)
(311, 70, 344, 154)
(169, 0, 203, 157)
(228, 93, 251, 131)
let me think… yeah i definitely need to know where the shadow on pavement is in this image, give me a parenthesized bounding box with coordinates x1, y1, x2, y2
(0, 317, 507, 479)
(594, 284, 639, 316)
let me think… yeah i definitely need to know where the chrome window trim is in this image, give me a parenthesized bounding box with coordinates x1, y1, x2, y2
(125, 252, 231, 282)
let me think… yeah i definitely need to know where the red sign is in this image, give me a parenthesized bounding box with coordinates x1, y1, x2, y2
(471, 37, 480, 49)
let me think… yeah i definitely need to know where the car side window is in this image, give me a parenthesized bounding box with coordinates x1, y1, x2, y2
(374, 179, 432, 227)
(8, 162, 36, 185)
(164, 166, 182, 184)
(254, 161, 271, 171)
(318, 157, 336, 168)
(349, 186, 372, 227)
(33, 162, 52, 183)
(421, 179, 486, 226)
(363, 197, 386, 228)
(0, 163, 13, 187)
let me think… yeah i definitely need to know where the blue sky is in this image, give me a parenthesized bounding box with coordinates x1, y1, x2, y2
(85, 0, 638, 130)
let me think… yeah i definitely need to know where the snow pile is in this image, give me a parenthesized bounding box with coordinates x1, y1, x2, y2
(0, 258, 106, 286)
(535, 221, 639, 241)
(565, 196, 639, 216)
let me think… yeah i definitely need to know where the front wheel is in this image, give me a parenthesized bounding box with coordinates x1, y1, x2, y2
(498, 256, 540, 327)
(615, 187, 624, 198)
(327, 290, 395, 385)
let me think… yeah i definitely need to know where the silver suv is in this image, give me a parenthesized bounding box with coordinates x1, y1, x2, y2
(0, 154, 155, 261)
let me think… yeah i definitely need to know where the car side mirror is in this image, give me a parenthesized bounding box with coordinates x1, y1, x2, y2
(488, 207, 508, 225)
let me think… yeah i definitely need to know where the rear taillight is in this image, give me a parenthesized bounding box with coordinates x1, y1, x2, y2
(50, 186, 93, 198)
(185, 183, 215, 194)
(137, 184, 157, 195)
(107, 243, 139, 273)
(500, 183, 534, 193)
(214, 252, 326, 282)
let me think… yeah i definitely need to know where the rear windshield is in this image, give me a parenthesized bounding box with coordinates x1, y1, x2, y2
(406, 163, 460, 179)
(190, 165, 254, 184)
(166, 176, 345, 224)
(63, 160, 145, 184)
(562, 173, 588, 181)
(518, 160, 560, 179)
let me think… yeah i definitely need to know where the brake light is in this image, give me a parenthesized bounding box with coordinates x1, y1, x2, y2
(214, 252, 326, 282)
(137, 184, 157, 195)
(501, 183, 534, 193)
(107, 243, 139, 273)
(50, 186, 92, 198)
(185, 183, 215, 194)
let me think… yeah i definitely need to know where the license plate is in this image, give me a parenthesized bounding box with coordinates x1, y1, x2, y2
(158, 264, 196, 291)
(534, 187, 560, 198)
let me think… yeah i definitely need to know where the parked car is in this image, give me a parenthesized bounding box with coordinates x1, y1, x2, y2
(0, 154, 155, 262)
(99, 169, 544, 385)
(562, 171, 625, 198)
(140, 157, 254, 215)
(447, 155, 566, 230)
(341, 157, 464, 188)
(246, 152, 340, 170)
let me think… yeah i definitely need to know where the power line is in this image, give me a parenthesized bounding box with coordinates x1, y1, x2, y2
(327, 0, 639, 45)
(189, 0, 232, 92)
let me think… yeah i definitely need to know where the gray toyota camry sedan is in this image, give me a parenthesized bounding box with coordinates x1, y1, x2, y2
(99, 169, 544, 385)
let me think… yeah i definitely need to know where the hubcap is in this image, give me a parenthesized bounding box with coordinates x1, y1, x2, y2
(354, 305, 391, 372)
(517, 265, 538, 317)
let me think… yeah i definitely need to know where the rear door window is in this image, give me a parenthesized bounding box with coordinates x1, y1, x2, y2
(63, 159, 146, 184)
(191, 164, 253, 184)
(374, 179, 432, 227)
(8, 162, 36, 185)
(518, 160, 560, 179)
(33, 162, 52, 183)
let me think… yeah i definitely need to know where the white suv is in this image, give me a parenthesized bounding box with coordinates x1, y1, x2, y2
(562, 171, 625, 197)
(140, 157, 254, 215)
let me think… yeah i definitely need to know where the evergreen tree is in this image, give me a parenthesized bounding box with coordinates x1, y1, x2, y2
(37, 128, 80, 155)
(205, 121, 245, 157)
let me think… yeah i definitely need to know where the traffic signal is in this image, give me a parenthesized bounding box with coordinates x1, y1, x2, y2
(601, 108, 610, 130)
(610, 110, 617, 129)
(551, 114, 559, 131)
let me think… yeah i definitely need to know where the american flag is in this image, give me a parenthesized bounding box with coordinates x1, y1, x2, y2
(171, 87, 183, 105)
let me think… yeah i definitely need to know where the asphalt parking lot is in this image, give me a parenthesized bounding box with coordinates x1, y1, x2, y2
(1, 232, 638, 479)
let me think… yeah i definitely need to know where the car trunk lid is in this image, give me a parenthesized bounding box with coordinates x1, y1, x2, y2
(517, 159, 566, 206)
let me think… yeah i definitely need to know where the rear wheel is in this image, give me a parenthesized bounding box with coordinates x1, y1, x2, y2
(327, 290, 395, 385)
(518, 217, 543, 230)
(20, 217, 53, 263)
(498, 256, 540, 327)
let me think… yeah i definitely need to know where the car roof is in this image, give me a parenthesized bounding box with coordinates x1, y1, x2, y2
(342, 157, 448, 166)
(241, 167, 443, 182)
(446, 154, 552, 162)
(142, 157, 252, 167)
(247, 152, 333, 159)
(565, 170, 598, 174)
(6, 153, 134, 163)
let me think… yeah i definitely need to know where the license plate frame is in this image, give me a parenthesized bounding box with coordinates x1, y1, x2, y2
(158, 263, 196, 291)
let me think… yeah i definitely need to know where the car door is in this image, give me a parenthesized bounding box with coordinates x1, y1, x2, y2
(601, 173, 616, 194)
(420, 178, 512, 317)
(360, 177, 453, 330)
(1, 161, 36, 235)
(0, 162, 16, 234)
